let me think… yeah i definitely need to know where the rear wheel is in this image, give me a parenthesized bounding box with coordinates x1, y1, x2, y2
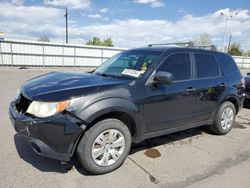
(77, 119, 131, 174)
(210, 101, 236, 135)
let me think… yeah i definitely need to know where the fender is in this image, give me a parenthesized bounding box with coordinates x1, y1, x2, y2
(210, 87, 240, 120)
(218, 87, 240, 106)
(76, 98, 144, 138)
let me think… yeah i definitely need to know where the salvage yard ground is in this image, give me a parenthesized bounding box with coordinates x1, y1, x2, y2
(0, 67, 250, 188)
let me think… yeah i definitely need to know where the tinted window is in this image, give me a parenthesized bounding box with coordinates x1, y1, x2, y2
(158, 53, 191, 81)
(219, 55, 238, 75)
(195, 53, 219, 78)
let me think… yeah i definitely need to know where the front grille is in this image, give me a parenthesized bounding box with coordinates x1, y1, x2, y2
(16, 94, 32, 113)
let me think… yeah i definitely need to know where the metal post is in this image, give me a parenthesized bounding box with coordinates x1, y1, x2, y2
(74, 46, 76, 69)
(65, 9, 68, 44)
(62, 44, 64, 67)
(101, 48, 104, 64)
(241, 57, 245, 69)
(0, 41, 3, 66)
(10, 41, 13, 67)
(227, 34, 232, 53)
(42, 42, 45, 67)
(222, 16, 228, 52)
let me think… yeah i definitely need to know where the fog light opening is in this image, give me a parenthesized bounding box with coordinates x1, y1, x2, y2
(31, 142, 41, 154)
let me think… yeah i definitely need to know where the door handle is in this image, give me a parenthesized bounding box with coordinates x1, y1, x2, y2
(219, 83, 226, 87)
(186, 87, 196, 93)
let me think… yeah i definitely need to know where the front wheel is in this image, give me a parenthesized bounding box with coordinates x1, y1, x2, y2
(77, 119, 131, 174)
(209, 101, 236, 135)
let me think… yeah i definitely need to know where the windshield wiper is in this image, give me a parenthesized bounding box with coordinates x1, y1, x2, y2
(95, 72, 118, 79)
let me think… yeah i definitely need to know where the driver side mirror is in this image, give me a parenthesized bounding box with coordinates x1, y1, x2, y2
(153, 71, 173, 84)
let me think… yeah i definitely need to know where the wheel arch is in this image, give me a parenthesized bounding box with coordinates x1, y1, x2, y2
(76, 98, 143, 139)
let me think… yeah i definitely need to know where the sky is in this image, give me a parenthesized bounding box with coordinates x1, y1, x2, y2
(0, 0, 250, 50)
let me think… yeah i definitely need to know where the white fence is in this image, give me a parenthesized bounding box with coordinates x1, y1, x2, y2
(0, 39, 250, 69)
(0, 39, 125, 67)
(233, 56, 250, 69)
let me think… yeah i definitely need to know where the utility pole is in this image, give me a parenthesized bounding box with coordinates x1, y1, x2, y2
(64, 8, 68, 43)
(227, 34, 232, 52)
(220, 12, 238, 52)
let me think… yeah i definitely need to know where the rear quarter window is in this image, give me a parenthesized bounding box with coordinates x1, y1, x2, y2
(219, 54, 239, 75)
(194, 53, 219, 79)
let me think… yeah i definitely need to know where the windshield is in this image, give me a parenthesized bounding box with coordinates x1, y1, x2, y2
(94, 50, 162, 79)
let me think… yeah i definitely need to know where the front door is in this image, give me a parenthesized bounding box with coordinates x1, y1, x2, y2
(143, 52, 196, 133)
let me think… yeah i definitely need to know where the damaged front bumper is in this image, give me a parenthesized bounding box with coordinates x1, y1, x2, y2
(9, 101, 86, 161)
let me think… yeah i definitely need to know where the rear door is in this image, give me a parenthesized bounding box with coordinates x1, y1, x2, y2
(192, 52, 227, 123)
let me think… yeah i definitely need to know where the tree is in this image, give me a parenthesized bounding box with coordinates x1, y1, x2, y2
(38, 36, 50, 42)
(228, 42, 243, 56)
(193, 33, 212, 46)
(86, 37, 114, 47)
(102, 38, 114, 47)
(246, 50, 250, 57)
(86, 37, 102, 46)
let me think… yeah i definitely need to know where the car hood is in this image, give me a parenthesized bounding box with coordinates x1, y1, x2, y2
(21, 71, 128, 101)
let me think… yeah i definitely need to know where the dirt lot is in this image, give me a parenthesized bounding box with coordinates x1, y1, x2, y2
(0, 67, 250, 188)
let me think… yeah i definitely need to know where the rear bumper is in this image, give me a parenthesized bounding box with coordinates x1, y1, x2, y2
(9, 101, 85, 161)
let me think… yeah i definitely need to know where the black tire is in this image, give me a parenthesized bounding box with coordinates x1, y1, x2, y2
(77, 118, 131, 175)
(209, 101, 236, 135)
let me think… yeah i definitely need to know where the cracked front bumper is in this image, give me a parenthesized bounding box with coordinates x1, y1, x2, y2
(9, 101, 85, 161)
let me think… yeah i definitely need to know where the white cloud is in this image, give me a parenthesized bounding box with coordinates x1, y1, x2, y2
(87, 14, 102, 19)
(0, 3, 63, 23)
(0, 3, 250, 51)
(10, 0, 24, 5)
(0, 3, 64, 39)
(73, 8, 250, 49)
(44, 0, 91, 9)
(100, 8, 108, 13)
(133, 0, 164, 8)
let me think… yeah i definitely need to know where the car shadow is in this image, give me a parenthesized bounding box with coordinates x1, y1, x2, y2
(14, 134, 62, 172)
(14, 134, 92, 175)
(14, 126, 212, 175)
(129, 126, 211, 155)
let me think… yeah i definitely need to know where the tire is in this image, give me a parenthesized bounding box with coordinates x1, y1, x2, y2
(76, 118, 131, 175)
(209, 101, 236, 135)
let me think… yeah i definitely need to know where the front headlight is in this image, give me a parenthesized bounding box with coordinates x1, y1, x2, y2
(26, 100, 69, 118)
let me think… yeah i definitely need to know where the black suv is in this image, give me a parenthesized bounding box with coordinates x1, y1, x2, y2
(9, 44, 245, 174)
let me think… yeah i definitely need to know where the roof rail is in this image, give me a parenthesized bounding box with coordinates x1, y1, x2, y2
(148, 42, 217, 51)
(148, 42, 194, 48)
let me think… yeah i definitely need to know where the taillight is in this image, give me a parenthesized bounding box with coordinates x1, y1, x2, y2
(241, 77, 245, 88)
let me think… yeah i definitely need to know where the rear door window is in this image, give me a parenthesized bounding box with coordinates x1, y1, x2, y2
(195, 53, 219, 78)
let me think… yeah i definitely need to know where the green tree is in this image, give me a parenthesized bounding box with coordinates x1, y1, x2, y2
(228, 42, 243, 56)
(102, 38, 114, 47)
(38, 36, 50, 42)
(86, 37, 102, 46)
(86, 37, 114, 47)
(193, 33, 212, 46)
(246, 50, 250, 57)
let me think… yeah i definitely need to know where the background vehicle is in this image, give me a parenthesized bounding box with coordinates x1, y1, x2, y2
(244, 73, 250, 106)
(9, 42, 245, 174)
